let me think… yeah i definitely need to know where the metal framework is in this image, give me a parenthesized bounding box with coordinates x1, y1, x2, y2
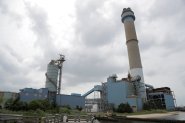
(45, 54, 65, 94)
(57, 54, 65, 94)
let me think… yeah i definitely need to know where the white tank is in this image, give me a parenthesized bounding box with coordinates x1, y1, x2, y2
(45, 60, 59, 92)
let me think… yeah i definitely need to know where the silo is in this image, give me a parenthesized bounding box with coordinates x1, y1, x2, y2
(45, 60, 59, 92)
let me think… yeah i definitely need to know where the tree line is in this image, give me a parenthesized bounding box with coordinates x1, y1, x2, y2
(4, 98, 56, 111)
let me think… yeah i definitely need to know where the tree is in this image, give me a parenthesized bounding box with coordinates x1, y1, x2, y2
(4, 99, 54, 111)
(0, 97, 3, 104)
(28, 99, 53, 111)
(28, 100, 42, 110)
(117, 103, 133, 113)
(76, 105, 82, 111)
(4, 99, 14, 110)
(40, 99, 51, 111)
(4, 98, 28, 111)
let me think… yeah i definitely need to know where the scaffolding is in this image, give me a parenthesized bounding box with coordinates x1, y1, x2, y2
(83, 83, 109, 112)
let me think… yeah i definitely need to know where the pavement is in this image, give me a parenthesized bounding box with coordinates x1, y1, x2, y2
(126, 111, 179, 119)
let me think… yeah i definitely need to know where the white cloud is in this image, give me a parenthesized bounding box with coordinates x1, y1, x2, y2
(0, 0, 185, 106)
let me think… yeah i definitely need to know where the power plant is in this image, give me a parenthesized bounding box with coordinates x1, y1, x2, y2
(0, 8, 176, 112)
(83, 8, 175, 112)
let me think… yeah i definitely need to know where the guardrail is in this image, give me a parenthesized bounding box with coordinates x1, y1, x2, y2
(0, 114, 93, 123)
(0, 114, 23, 123)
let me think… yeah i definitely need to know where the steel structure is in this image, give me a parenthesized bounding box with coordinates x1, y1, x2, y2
(45, 54, 65, 94)
(82, 8, 175, 112)
(57, 54, 65, 94)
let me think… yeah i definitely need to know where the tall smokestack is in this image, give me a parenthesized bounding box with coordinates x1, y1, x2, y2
(121, 8, 146, 100)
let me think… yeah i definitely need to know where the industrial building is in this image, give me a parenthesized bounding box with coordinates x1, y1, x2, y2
(56, 94, 85, 108)
(19, 88, 49, 102)
(83, 75, 175, 112)
(83, 75, 144, 112)
(147, 87, 176, 110)
(19, 55, 85, 109)
(0, 91, 18, 108)
(83, 8, 175, 112)
(19, 88, 85, 109)
(0, 8, 175, 112)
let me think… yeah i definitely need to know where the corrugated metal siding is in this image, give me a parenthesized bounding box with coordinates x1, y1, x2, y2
(107, 80, 127, 107)
(0, 91, 18, 108)
(164, 94, 175, 110)
(56, 94, 85, 108)
(19, 88, 48, 102)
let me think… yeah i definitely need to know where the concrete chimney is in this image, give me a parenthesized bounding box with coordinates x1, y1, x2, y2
(121, 8, 146, 100)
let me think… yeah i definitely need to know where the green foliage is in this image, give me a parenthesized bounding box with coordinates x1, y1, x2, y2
(0, 97, 3, 104)
(4, 98, 14, 109)
(35, 109, 46, 116)
(4, 98, 28, 111)
(116, 103, 133, 113)
(28, 99, 52, 111)
(59, 107, 71, 114)
(62, 105, 71, 109)
(4, 98, 55, 112)
(14, 101, 28, 111)
(28, 100, 41, 110)
(76, 105, 82, 111)
(3, 98, 86, 116)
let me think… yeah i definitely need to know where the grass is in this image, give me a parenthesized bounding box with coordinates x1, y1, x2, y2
(0, 108, 87, 117)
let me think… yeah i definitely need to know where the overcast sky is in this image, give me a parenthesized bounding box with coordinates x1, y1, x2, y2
(0, 0, 185, 106)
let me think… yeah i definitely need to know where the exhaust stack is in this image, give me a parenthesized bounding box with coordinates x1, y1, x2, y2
(121, 8, 146, 100)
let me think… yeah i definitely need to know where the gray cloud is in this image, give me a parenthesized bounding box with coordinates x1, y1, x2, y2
(148, 0, 185, 20)
(59, 0, 128, 87)
(145, 0, 185, 55)
(0, 46, 32, 92)
(75, 0, 122, 47)
(0, 0, 185, 106)
(0, 0, 22, 27)
(24, 2, 59, 70)
(0, 0, 8, 14)
(62, 45, 127, 86)
(137, 1, 185, 106)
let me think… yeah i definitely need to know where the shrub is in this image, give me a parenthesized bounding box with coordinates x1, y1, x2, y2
(28, 99, 54, 111)
(28, 100, 41, 110)
(4, 98, 28, 111)
(117, 103, 133, 113)
(59, 107, 70, 114)
(76, 105, 82, 111)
